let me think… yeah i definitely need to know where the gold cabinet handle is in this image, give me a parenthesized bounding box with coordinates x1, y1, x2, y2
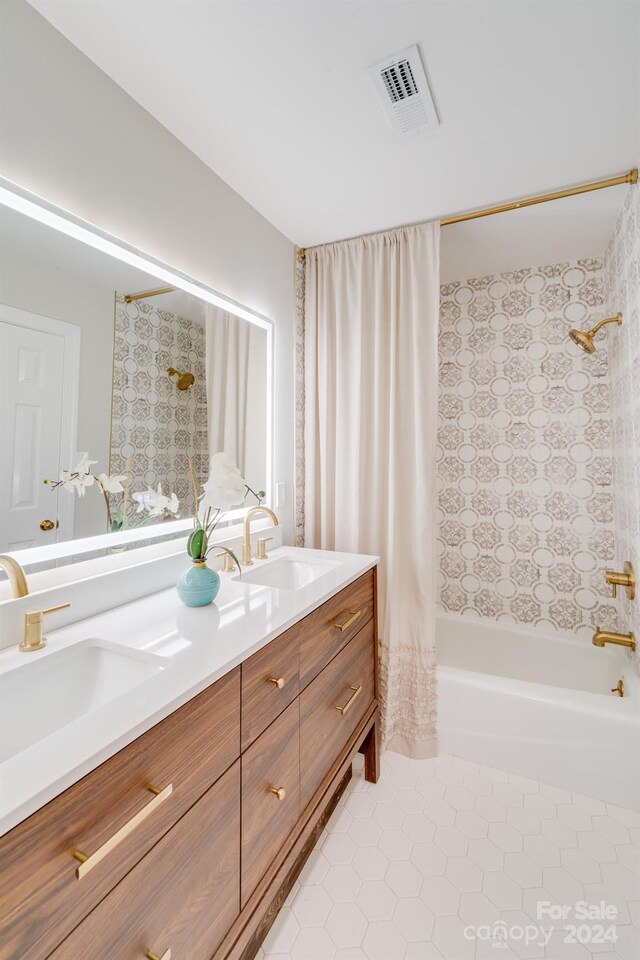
(40, 519, 56, 531)
(72, 783, 173, 879)
(269, 786, 286, 801)
(332, 609, 362, 633)
(334, 683, 362, 716)
(146, 950, 171, 960)
(267, 676, 285, 689)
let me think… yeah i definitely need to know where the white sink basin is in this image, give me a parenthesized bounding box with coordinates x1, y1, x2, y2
(236, 556, 342, 590)
(0, 641, 164, 762)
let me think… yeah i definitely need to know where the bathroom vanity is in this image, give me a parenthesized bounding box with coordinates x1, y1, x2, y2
(0, 550, 379, 960)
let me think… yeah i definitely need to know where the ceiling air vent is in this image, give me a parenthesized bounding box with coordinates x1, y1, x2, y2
(369, 45, 439, 138)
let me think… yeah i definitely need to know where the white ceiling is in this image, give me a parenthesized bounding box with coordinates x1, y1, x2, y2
(27, 0, 640, 275)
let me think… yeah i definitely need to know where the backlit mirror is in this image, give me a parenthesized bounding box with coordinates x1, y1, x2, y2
(0, 185, 272, 559)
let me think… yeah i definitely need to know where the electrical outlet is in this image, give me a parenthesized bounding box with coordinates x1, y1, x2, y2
(275, 482, 286, 508)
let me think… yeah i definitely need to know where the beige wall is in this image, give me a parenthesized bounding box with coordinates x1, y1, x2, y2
(0, 0, 295, 540)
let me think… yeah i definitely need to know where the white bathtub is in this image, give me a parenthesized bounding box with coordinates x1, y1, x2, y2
(437, 613, 640, 809)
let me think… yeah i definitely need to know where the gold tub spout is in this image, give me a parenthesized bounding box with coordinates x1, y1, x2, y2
(592, 626, 636, 651)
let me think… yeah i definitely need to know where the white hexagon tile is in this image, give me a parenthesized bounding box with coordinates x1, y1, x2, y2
(256, 752, 640, 960)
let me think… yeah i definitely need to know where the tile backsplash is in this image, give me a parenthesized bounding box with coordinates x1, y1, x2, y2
(605, 183, 640, 673)
(437, 258, 619, 639)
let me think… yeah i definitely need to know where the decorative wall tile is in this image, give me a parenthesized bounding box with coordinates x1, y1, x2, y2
(437, 257, 618, 639)
(604, 183, 640, 676)
(110, 294, 208, 517)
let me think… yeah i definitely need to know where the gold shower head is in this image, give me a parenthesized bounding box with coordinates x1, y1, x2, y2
(568, 312, 622, 354)
(167, 367, 196, 390)
(568, 328, 596, 353)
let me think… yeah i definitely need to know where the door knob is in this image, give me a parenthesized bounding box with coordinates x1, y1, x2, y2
(40, 519, 56, 532)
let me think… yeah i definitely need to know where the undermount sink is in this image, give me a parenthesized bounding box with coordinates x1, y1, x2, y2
(0, 641, 164, 763)
(236, 556, 342, 590)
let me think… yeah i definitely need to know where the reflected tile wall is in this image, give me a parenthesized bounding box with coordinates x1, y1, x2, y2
(604, 184, 640, 675)
(110, 294, 208, 517)
(437, 259, 619, 639)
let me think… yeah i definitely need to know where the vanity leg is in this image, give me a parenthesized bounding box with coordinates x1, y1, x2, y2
(360, 718, 380, 783)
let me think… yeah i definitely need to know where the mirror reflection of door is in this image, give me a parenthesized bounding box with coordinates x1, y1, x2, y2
(0, 305, 80, 551)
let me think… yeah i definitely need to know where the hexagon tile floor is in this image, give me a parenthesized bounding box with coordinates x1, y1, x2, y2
(256, 751, 640, 960)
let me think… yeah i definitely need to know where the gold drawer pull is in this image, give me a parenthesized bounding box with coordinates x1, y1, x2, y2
(269, 786, 286, 801)
(146, 950, 171, 960)
(334, 684, 362, 716)
(333, 609, 362, 633)
(267, 676, 285, 689)
(72, 783, 173, 879)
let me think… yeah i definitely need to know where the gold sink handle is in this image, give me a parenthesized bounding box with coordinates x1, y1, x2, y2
(20, 602, 70, 652)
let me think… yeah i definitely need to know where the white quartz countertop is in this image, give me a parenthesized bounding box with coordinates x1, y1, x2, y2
(0, 547, 378, 836)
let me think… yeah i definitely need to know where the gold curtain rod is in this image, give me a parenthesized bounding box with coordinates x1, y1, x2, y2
(298, 168, 637, 258)
(123, 286, 176, 303)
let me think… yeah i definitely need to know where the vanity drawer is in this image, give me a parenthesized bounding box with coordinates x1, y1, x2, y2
(299, 570, 375, 688)
(241, 622, 300, 749)
(0, 667, 240, 960)
(47, 760, 241, 960)
(241, 698, 300, 906)
(300, 620, 375, 810)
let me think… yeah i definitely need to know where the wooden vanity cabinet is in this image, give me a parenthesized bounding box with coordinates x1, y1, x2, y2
(0, 667, 241, 960)
(241, 698, 300, 905)
(299, 570, 375, 687)
(48, 762, 241, 960)
(0, 566, 379, 960)
(300, 618, 375, 810)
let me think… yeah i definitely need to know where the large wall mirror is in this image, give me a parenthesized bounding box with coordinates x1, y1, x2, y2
(0, 181, 273, 563)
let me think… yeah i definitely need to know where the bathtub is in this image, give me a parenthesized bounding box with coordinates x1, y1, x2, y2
(436, 613, 640, 810)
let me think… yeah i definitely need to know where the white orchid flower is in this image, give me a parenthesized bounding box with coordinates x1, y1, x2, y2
(201, 453, 247, 510)
(132, 488, 156, 514)
(132, 483, 179, 517)
(73, 453, 98, 476)
(97, 473, 127, 494)
(59, 469, 95, 496)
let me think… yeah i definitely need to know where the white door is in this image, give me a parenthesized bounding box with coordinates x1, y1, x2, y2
(0, 306, 80, 551)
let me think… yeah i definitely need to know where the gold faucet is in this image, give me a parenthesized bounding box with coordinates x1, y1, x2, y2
(605, 562, 635, 600)
(0, 555, 29, 598)
(242, 506, 279, 565)
(592, 626, 636, 651)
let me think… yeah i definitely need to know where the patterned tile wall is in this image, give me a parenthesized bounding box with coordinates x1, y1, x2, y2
(604, 183, 640, 675)
(110, 294, 208, 517)
(437, 258, 619, 639)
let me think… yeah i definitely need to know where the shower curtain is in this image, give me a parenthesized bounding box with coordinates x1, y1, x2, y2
(205, 305, 256, 480)
(302, 222, 440, 757)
